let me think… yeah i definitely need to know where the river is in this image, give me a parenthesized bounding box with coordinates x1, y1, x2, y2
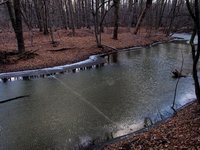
(0, 41, 195, 149)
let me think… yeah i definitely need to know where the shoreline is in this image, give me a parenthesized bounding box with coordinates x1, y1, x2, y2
(0, 36, 189, 81)
(93, 99, 196, 149)
(103, 100, 199, 149)
(0, 37, 174, 80)
(0, 29, 169, 74)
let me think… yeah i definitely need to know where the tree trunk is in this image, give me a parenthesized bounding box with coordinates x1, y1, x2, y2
(68, 0, 75, 35)
(58, 0, 67, 30)
(127, 0, 133, 31)
(186, 0, 200, 103)
(85, 0, 91, 28)
(42, 0, 49, 35)
(100, 0, 105, 33)
(64, 0, 70, 29)
(195, 0, 200, 103)
(165, 0, 178, 35)
(92, 0, 102, 47)
(33, 0, 43, 32)
(7, 0, 25, 53)
(113, 0, 120, 40)
(157, 0, 167, 28)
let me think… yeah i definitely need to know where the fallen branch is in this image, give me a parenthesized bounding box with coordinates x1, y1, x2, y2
(171, 48, 184, 114)
(172, 69, 187, 78)
(47, 47, 75, 52)
(0, 95, 30, 104)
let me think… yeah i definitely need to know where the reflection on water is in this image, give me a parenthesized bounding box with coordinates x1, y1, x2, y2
(0, 42, 195, 149)
(111, 53, 119, 63)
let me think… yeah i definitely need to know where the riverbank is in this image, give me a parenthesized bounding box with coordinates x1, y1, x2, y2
(104, 101, 200, 150)
(0, 28, 169, 73)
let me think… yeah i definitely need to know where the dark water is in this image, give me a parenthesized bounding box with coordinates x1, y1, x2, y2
(0, 42, 195, 149)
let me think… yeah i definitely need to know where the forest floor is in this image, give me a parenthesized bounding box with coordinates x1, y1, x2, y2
(0, 27, 169, 73)
(104, 101, 200, 150)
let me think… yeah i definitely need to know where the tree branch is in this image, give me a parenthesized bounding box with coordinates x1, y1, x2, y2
(97, 0, 110, 10)
(185, 0, 196, 21)
(171, 47, 184, 114)
(100, 4, 114, 27)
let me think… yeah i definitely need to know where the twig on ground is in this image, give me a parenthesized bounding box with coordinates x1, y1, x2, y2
(47, 47, 75, 52)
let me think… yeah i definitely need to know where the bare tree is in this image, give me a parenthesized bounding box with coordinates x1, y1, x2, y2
(113, 0, 120, 40)
(157, 0, 167, 28)
(33, 0, 43, 32)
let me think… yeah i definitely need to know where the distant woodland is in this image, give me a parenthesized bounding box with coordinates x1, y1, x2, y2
(0, 0, 194, 33)
(0, 0, 197, 51)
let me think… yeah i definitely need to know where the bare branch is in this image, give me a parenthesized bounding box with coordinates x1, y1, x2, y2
(185, 0, 196, 21)
(0, 0, 8, 5)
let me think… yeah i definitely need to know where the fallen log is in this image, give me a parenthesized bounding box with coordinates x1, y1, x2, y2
(0, 95, 30, 104)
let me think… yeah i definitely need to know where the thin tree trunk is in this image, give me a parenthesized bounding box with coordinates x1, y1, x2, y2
(42, 0, 49, 35)
(64, 0, 70, 29)
(81, 0, 86, 28)
(158, 0, 167, 28)
(92, 0, 101, 47)
(85, 0, 91, 28)
(186, 0, 200, 103)
(166, 0, 178, 35)
(127, 0, 133, 31)
(113, 0, 120, 40)
(100, 0, 105, 32)
(33, 0, 43, 32)
(68, 0, 75, 35)
(134, 0, 152, 34)
(59, 0, 67, 30)
(7, 0, 25, 53)
(14, 0, 25, 53)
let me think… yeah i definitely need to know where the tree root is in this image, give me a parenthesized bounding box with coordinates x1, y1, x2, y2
(17, 50, 38, 60)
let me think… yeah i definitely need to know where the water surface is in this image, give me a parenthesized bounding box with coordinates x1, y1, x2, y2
(0, 42, 195, 149)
